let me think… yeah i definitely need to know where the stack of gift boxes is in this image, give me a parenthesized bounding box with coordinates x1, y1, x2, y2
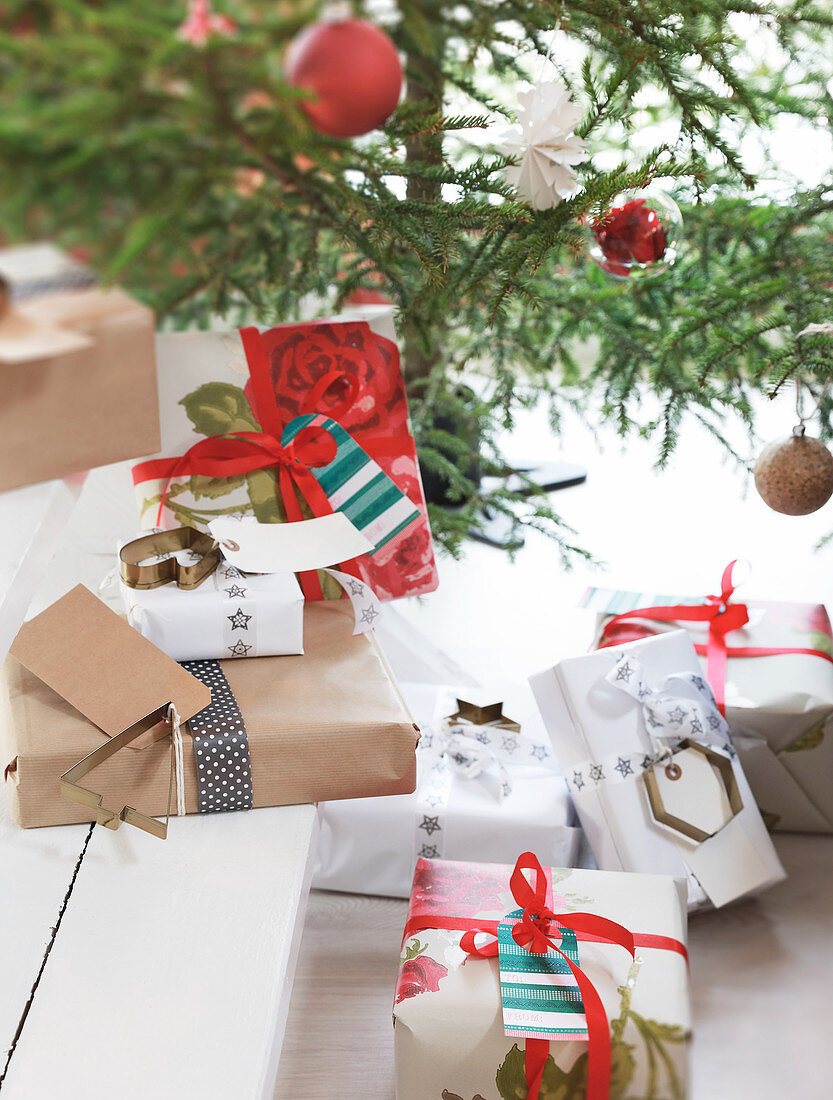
(2, 243, 832, 1099)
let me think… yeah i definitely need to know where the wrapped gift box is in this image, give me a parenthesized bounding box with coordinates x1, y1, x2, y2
(2, 597, 417, 828)
(122, 565, 305, 660)
(530, 630, 785, 911)
(394, 855, 690, 1100)
(0, 243, 159, 491)
(584, 573, 833, 832)
(131, 311, 437, 600)
(118, 513, 381, 661)
(314, 685, 581, 897)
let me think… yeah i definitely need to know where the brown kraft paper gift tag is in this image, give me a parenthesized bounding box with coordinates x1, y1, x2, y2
(3, 599, 417, 827)
(9, 584, 211, 736)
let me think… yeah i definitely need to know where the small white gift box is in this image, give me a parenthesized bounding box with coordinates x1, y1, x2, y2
(122, 565, 305, 661)
(530, 630, 785, 910)
(314, 684, 581, 898)
(119, 514, 381, 662)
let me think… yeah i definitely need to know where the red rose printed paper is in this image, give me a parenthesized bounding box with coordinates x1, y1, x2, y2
(133, 311, 438, 600)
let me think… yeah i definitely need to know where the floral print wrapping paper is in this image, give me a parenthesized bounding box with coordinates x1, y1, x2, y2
(394, 858, 690, 1100)
(135, 311, 438, 601)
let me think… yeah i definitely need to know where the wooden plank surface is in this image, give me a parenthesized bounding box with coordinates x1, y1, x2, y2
(274, 889, 405, 1100)
(0, 475, 83, 663)
(1, 461, 319, 1100)
(2, 806, 317, 1100)
(0, 802, 91, 1085)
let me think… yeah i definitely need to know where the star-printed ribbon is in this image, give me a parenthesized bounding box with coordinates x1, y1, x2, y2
(413, 717, 556, 860)
(216, 561, 381, 654)
(598, 560, 833, 715)
(606, 654, 731, 753)
(566, 654, 732, 798)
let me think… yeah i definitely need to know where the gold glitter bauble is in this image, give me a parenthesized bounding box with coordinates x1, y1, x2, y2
(754, 431, 833, 515)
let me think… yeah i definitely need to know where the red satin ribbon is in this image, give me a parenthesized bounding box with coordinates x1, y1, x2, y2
(132, 325, 414, 600)
(598, 560, 833, 715)
(132, 427, 337, 599)
(403, 854, 687, 1100)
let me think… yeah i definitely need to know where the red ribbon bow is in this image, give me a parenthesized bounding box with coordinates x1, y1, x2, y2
(598, 560, 833, 714)
(132, 423, 339, 600)
(458, 853, 635, 1100)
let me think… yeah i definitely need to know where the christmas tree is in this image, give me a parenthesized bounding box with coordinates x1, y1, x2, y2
(2, 0, 832, 555)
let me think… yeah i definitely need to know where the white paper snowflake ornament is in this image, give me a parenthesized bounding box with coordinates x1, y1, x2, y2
(498, 80, 586, 210)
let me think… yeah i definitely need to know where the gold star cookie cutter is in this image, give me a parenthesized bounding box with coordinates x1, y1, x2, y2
(446, 699, 521, 733)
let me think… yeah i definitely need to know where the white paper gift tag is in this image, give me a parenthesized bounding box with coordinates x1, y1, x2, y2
(645, 748, 772, 908)
(650, 748, 735, 838)
(679, 822, 771, 908)
(209, 512, 373, 574)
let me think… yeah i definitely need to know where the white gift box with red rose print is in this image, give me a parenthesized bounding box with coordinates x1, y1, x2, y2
(314, 684, 581, 898)
(393, 857, 690, 1100)
(132, 308, 438, 601)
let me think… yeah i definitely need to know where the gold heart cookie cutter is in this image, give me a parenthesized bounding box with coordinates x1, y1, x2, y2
(120, 528, 222, 591)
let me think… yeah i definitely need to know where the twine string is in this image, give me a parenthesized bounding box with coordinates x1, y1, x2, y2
(168, 704, 186, 817)
(794, 324, 833, 433)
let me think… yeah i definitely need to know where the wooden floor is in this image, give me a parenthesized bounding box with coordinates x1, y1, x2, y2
(274, 890, 406, 1099)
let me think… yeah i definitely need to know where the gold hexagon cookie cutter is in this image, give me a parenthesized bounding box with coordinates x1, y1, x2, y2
(643, 739, 743, 844)
(60, 703, 176, 840)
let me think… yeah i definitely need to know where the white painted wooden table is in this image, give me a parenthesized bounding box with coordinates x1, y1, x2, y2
(0, 467, 318, 1100)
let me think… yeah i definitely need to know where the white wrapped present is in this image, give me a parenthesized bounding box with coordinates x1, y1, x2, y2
(394, 855, 690, 1100)
(530, 630, 786, 911)
(122, 565, 305, 661)
(583, 569, 833, 832)
(314, 684, 581, 897)
(119, 514, 381, 661)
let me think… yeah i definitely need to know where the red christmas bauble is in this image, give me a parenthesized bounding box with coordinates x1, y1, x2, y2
(285, 19, 403, 139)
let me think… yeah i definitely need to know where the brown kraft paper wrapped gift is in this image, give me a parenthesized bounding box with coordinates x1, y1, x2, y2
(2, 601, 418, 828)
(0, 243, 160, 491)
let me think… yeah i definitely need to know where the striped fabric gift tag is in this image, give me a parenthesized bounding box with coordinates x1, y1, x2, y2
(498, 910, 588, 1041)
(282, 413, 421, 553)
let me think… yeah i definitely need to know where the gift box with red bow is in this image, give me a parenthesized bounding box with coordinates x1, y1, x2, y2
(393, 853, 690, 1100)
(132, 309, 438, 601)
(582, 562, 833, 833)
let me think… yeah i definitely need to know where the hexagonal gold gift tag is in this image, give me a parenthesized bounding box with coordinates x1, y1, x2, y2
(643, 740, 743, 843)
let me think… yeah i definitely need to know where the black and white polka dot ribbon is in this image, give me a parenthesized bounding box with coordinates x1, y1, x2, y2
(180, 660, 254, 814)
